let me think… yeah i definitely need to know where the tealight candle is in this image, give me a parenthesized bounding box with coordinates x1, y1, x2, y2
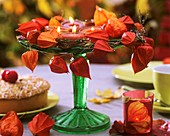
(80, 26, 103, 34)
(61, 17, 85, 32)
(61, 25, 84, 40)
(122, 90, 154, 134)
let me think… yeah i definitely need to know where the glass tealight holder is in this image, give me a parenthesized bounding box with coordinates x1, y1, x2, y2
(122, 90, 154, 135)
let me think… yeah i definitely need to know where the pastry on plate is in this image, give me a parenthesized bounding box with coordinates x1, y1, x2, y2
(0, 70, 50, 113)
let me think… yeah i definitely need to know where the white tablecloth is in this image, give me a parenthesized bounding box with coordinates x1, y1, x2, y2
(9, 64, 170, 136)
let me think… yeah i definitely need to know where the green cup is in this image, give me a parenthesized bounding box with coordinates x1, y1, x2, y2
(152, 64, 170, 106)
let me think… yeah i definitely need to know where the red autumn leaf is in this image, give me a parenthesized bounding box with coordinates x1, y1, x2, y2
(94, 5, 117, 26)
(28, 112, 55, 136)
(137, 45, 154, 66)
(37, 31, 57, 48)
(32, 18, 49, 29)
(119, 15, 134, 25)
(94, 40, 113, 52)
(49, 55, 69, 74)
(131, 121, 151, 134)
(144, 37, 154, 47)
(121, 32, 136, 45)
(21, 50, 38, 72)
(134, 22, 143, 32)
(131, 51, 147, 73)
(0, 111, 23, 136)
(109, 120, 124, 134)
(105, 17, 128, 38)
(70, 57, 91, 79)
(27, 30, 40, 44)
(17, 21, 41, 36)
(85, 30, 108, 43)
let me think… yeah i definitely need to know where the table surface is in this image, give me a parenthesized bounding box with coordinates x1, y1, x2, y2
(7, 64, 170, 136)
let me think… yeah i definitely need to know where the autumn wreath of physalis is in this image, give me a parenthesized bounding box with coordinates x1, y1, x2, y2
(16, 6, 154, 78)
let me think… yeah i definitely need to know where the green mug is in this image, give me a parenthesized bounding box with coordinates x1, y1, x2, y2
(152, 64, 170, 106)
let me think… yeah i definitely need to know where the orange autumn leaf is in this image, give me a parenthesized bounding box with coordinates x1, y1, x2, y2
(28, 112, 55, 136)
(27, 29, 40, 44)
(94, 5, 117, 26)
(21, 50, 38, 72)
(0, 111, 23, 136)
(37, 31, 57, 48)
(49, 17, 61, 27)
(49, 28, 61, 39)
(105, 17, 127, 38)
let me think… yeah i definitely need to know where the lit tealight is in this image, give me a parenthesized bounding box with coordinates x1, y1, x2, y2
(69, 17, 74, 24)
(91, 27, 94, 31)
(72, 25, 77, 33)
(57, 26, 60, 33)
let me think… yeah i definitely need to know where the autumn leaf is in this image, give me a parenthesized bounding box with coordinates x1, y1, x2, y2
(131, 51, 147, 73)
(105, 17, 127, 38)
(136, 44, 154, 66)
(94, 5, 117, 26)
(27, 30, 40, 44)
(121, 32, 136, 45)
(0, 111, 23, 136)
(134, 22, 143, 32)
(49, 55, 69, 74)
(70, 57, 91, 79)
(49, 17, 61, 27)
(119, 15, 134, 25)
(94, 40, 113, 52)
(144, 37, 154, 47)
(17, 21, 40, 36)
(21, 50, 38, 72)
(85, 30, 109, 43)
(32, 18, 49, 29)
(37, 31, 57, 48)
(28, 112, 55, 136)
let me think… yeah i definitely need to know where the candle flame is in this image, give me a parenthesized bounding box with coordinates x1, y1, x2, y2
(57, 26, 60, 33)
(69, 17, 74, 24)
(72, 25, 77, 33)
(91, 27, 94, 31)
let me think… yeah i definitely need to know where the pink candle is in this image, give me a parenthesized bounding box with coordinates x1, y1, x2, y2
(61, 33, 84, 40)
(80, 26, 103, 34)
(61, 17, 85, 32)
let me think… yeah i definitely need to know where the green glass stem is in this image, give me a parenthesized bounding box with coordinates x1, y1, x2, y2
(53, 53, 110, 134)
(72, 53, 88, 109)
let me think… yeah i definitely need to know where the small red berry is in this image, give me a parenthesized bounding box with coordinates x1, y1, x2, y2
(5, 70, 18, 83)
(1, 70, 9, 81)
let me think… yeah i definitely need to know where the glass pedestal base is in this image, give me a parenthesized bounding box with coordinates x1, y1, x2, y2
(53, 108, 110, 134)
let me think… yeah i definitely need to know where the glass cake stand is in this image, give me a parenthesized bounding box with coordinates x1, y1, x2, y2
(17, 37, 110, 134)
